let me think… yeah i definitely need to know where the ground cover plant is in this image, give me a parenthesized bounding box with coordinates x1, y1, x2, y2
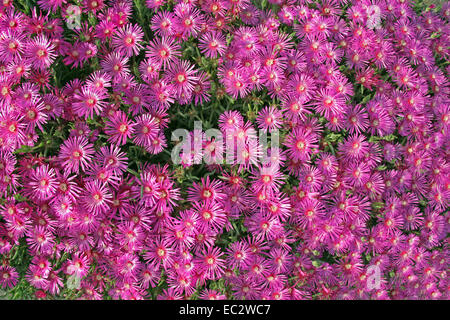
(0, 0, 448, 300)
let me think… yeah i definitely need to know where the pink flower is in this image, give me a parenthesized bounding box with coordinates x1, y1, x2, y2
(24, 35, 56, 71)
(112, 24, 144, 57)
(164, 59, 199, 98)
(105, 111, 135, 146)
(58, 136, 95, 174)
(146, 36, 180, 69)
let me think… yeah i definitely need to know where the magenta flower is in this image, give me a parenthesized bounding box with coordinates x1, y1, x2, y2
(73, 86, 108, 119)
(284, 127, 319, 162)
(146, 36, 180, 70)
(151, 11, 175, 37)
(194, 246, 225, 280)
(81, 180, 112, 215)
(112, 24, 144, 57)
(58, 136, 95, 174)
(101, 52, 130, 79)
(199, 31, 227, 58)
(24, 35, 56, 71)
(0, 265, 19, 289)
(105, 111, 135, 146)
(25, 165, 57, 201)
(26, 225, 55, 254)
(66, 252, 90, 279)
(164, 59, 199, 98)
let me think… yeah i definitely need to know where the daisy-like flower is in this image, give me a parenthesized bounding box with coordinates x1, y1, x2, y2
(280, 95, 311, 123)
(66, 253, 90, 279)
(144, 237, 174, 270)
(154, 178, 180, 213)
(137, 170, 161, 208)
(82, 0, 105, 14)
(218, 110, 244, 132)
(250, 164, 284, 194)
(85, 71, 111, 92)
(0, 30, 25, 63)
(25, 165, 57, 201)
(7, 60, 31, 83)
(343, 161, 371, 188)
(258, 46, 287, 70)
(256, 106, 283, 132)
(40, 93, 62, 120)
(285, 49, 306, 73)
(112, 24, 144, 57)
(151, 10, 175, 37)
(95, 19, 116, 40)
(327, 74, 354, 100)
(72, 86, 108, 119)
(146, 0, 165, 9)
(287, 73, 317, 101)
(202, 0, 229, 16)
(367, 107, 395, 137)
(58, 136, 95, 174)
(157, 287, 184, 300)
(61, 41, 83, 68)
(0, 76, 15, 107)
(146, 133, 167, 155)
(21, 101, 48, 133)
(312, 88, 346, 119)
(199, 31, 227, 58)
(284, 127, 318, 162)
(149, 80, 175, 109)
(116, 223, 145, 252)
(139, 58, 161, 83)
(198, 289, 226, 300)
(192, 200, 227, 233)
(53, 170, 82, 200)
(26, 226, 55, 254)
(0, 10, 25, 35)
(80, 42, 98, 63)
(187, 177, 225, 204)
(81, 180, 112, 215)
(96, 145, 128, 175)
(166, 269, 196, 296)
(24, 35, 56, 71)
(164, 59, 199, 97)
(194, 246, 225, 280)
(173, 5, 204, 39)
(339, 134, 369, 161)
(26, 265, 49, 290)
(0, 265, 19, 289)
(223, 73, 250, 99)
(146, 36, 180, 70)
(246, 211, 283, 241)
(132, 113, 159, 149)
(225, 241, 251, 270)
(68, 227, 95, 251)
(29, 69, 52, 89)
(113, 74, 138, 93)
(104, 111, 135, 146)
(14, 82, 40, 106)
(0, 151, 16, 175)
(164, 221, 195, 252)
(345, 104, 369, 134)
(101, 52, 130, 79)
(139, 264, 161, 289)
(85, 163, 120, 188)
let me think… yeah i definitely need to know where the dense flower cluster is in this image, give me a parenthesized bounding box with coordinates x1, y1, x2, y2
(0, 0, 449, 300)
